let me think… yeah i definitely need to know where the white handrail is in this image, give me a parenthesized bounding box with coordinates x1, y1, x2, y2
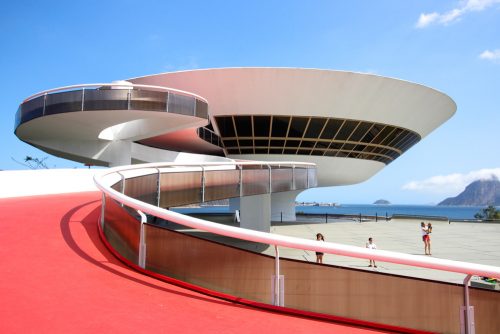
(94, 162, 500, 279)
(23, 83, 208, 104)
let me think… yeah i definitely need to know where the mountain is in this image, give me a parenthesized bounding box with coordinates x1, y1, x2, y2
(438, 179, 500, 206)
(373, 199, 390, 205)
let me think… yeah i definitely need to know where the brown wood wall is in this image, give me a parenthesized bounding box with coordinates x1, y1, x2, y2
(103, 196, 140, 263)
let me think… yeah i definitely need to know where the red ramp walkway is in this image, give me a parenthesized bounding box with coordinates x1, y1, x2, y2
(0, 192, 389, 333)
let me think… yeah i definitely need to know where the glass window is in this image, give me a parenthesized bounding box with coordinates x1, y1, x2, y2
(269, 148, 283, 154)
(297, 149, 311, 155)
(362, 124, 383, 143)
(283, 149, 297, 155)
(271, 116, 290, 137)
(216, 116, 236, 137)
(300, 140, 315, 148)
(320, 119, 344, 139)
(335, 120, 358, 141)
(311, 150, 324, 156)
(46, 90, 84, 114)
(253, 116, 271, 137)
(222, 139, 238, 148)
(288, 117, 308, 138)
(270, 140, 285, 147)
(349, 122, 371, 142)
(240, 149, 253, 154)
(238, 139, 253, 147)
(235, 116, 252, 137)
(342, 143, 355, 151)
(329, 142, 343, 150)
(226, 148, 240, 154)
(285, 139, 301, 148)
(255, 148, 268, 154)
(254, 139, 269, 147)
(304, 118, 326, 138)
(315, 141, 329, 149)
(370, 127, 393, 145)
(167, 93, 195, 116)
(380, 128, 404, 146)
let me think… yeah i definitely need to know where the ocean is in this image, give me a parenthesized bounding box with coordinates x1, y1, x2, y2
(174, 204, 493, 220)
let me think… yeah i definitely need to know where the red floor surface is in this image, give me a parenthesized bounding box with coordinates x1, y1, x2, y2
(0, 192, 389, 333)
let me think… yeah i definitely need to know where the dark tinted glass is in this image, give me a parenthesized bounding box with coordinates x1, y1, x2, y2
(300, 140, 315, 148)
(320, 119, 344, 139)
(304, 118, 326, 138)
(362, 124, 383, 143)
(285, 139, 301, 148)
(271, 116, 290, 137)
(335, 120, 358, 141)
(238, 139, 253, 147)
(288, 117, 308, 138)
(371, 127, 393, 145)
(270, 140, 285, 147)
(253, 116, 271, 137)
(349, 122, 371, 141)
(222, 139, 238, 148)
(216, 116, 236, 137)
(254, 139, 269, 147)
(235, 116, 252, 137)
(46, 90, 83, 114)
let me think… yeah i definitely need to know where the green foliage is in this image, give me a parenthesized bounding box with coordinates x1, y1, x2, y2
(474, 205, 500, 220)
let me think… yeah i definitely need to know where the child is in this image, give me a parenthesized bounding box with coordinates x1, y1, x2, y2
(366, 237, 377, 268)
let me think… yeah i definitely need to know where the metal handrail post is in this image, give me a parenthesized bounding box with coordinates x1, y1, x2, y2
(462, 274, 475, 334)
(274, 245, 280, 306)
(200, 166, 205, 203)
(137, 210, 147, 269)
(100, 192, 106, 228)
(156, 168, 161, 207)
(268, 164, 272, 193)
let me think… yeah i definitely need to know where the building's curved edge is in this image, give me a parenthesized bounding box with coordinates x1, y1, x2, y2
(127, 66, 456, 105)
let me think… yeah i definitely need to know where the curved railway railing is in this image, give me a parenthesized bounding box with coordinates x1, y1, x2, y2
(95, 162, 500, 334)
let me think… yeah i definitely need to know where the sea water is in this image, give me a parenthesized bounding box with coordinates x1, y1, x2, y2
(174, 204, 491, 220)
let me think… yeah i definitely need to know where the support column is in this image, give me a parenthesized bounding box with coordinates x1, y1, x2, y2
(271, 190, 302, 222)
(240, 193, 271, 232)
(106, 140, 132, 167)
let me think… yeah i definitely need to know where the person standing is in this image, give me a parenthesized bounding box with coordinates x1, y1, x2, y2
(421, 222, 430, 255)
(315, 233, 325, 263)
(426, 223, 432, 255)
(366, 237, 377, 267)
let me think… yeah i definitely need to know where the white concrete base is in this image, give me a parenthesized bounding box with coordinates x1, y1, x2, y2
(239, 193, 271, 232)
(271, 190, 301, 221)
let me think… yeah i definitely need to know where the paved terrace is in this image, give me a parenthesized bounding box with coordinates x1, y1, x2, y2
(180, 214, 500, 285)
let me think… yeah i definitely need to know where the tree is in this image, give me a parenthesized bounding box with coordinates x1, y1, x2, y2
(474, 205, 500, 220)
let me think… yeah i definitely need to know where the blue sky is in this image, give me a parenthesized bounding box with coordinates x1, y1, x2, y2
(1, 1, 499, 204)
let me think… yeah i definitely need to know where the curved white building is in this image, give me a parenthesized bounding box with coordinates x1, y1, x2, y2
(14, 68, 456, 230)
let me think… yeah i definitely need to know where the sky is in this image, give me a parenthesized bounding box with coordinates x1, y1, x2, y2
(1, 0, 499, 204)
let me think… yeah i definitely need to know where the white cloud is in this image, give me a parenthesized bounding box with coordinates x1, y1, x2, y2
(415, 0, 500, 28)
(402, 168, 500, 194)
(479, 49, 500, 62)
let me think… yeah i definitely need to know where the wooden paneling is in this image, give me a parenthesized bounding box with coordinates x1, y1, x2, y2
(144, 224, 273, 303)
(124, 174, 157, 206)
(204, 170, 240, 202)
(103, 196, 140, 263)
(160, 172, 202, 207)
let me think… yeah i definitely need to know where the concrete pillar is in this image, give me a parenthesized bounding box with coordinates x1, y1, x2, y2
(271, 190, 301, 222)
(239, 193, 271, 232)
(106, 140, 132, 167)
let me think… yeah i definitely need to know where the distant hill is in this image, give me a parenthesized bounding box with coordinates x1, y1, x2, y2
(373, 199, 390, 205)
(438, 179, 500, 206)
